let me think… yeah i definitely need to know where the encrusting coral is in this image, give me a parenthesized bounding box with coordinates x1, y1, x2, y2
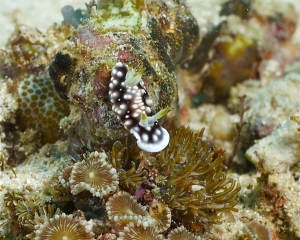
(69, 151, 119, 197)
(0, 24, 72, 145)
(17, 75, 70, 143)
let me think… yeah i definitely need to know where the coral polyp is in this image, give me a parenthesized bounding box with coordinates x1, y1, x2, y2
(110, 140, 145, 191)
(106, 191, 151, 227)
(149, 202, 171, 232)
(118, 222, 164, 240)
(69, 151, 119, 197)
(244, 221, 272, 240)
(167, 226, 201, 240)
(34, 213, 94, 240)
(153, 127, 241, 227)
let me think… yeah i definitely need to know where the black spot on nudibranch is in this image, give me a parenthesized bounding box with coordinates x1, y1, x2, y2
(109, 62, 170, 152)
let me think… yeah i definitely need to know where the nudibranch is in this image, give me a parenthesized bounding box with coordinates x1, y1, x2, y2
(109, 62, 170, 152)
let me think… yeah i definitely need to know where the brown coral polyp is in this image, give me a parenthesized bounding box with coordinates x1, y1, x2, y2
(106, 191, 152, 227)
(149, 202, 171, 232)
(69, 151, 119, 197)
(34, 213, 94, 240)
(245, 221, 272, 240)
(118, 222, 164, 240)
(167, 226, 201, 240)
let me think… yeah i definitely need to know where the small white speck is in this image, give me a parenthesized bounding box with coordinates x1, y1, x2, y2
(112, 68, 117, 75)
(134, 95, 142, 100)
(134, 99, 143, 104)
(125, 120, 132, 126)
(120, 104, 126, 110)
(153, 135, 158, 142)
(155, 129, 161, 135)
(109, 83, 114, 88)
(124, 94, 132, 100)
(117, 109, 123, 115)
(113, 80, 118, 85)
(146, 126, 151, 131)
(132, 104, 138, 109)
(117, 71, 123, 78)
(116, 62, 123, 67)
(112, 92, 119, 98)
(133, 112, 139, 117)
(142, 133, 149, 142)
(145, 98, 153, 106)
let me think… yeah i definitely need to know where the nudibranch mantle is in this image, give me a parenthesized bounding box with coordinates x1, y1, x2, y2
(109, 62, 170, 152)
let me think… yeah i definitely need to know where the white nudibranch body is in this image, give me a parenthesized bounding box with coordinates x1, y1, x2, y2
(109, 62, 170, 152)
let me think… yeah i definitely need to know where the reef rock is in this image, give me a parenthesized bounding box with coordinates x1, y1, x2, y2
(49, 0, 199, 145)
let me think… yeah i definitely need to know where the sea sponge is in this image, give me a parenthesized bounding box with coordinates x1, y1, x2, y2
(118, 222, 164, 240)
(69, 151, 119, 197)
(152, 126, 241, 228)
(149, 202, 171, 232)
(106, 191, 152, 227)
(17, 75, 70, 143)
(167, 226, 201, 240)
(34, 213, 94, 240)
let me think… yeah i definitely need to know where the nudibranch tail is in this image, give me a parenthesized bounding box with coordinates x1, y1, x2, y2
(109, 62, 170, 153)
